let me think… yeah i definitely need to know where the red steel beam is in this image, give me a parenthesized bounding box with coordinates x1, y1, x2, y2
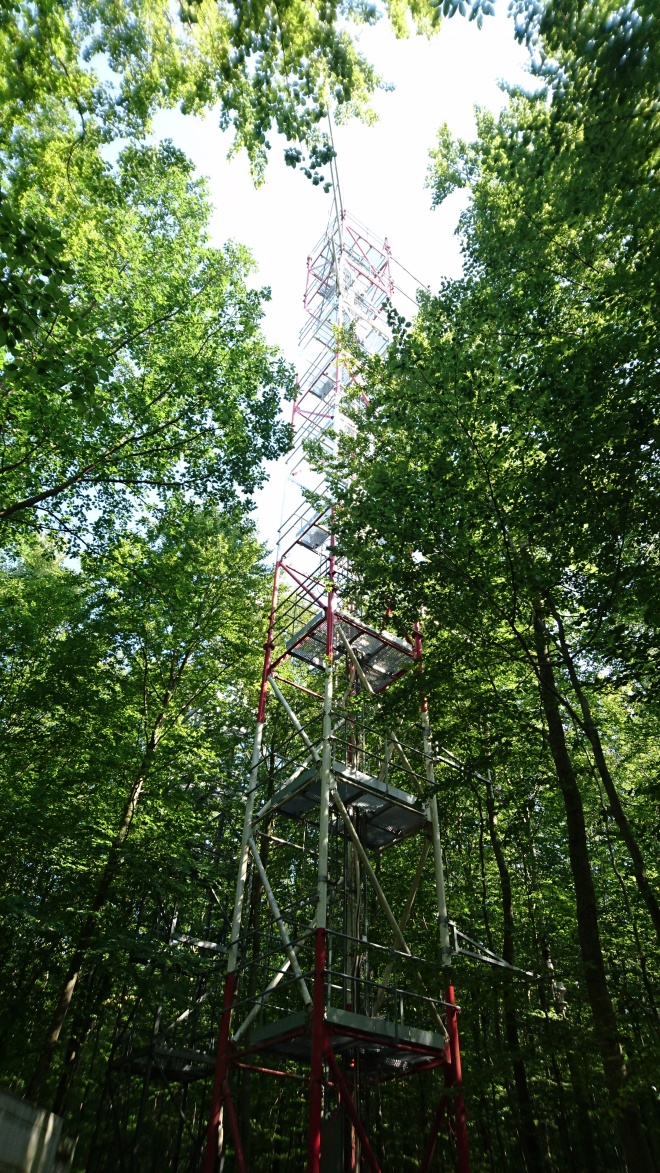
(324, 1045, 383, 1173)
(445, 983, 470, 1173)
(232, 1061, 306, 1081)
(223, 1078, 247, 1173)
(203, 971, 237, 1173)
(419, 1092, 449, 1173)
(306, 927, 327, 1173)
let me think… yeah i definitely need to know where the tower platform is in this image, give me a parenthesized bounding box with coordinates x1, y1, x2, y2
(256, 761, 429, 850)
(239, 1007, 446, 1076)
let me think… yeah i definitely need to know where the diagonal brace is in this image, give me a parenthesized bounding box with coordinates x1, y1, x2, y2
(248, 837, 312, 1007)
(337, 625, 374, 695)
(232, 925, 315, 1043)
(325, 1044, 383, 1173)
(330, 789, 446, 1037)
(270, 677, 320, 763)
(337, 627, 420, 789)
(372, 840, 430, 1016)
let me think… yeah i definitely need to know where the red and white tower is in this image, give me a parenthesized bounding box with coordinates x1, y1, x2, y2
(203, 207, 471, 1173)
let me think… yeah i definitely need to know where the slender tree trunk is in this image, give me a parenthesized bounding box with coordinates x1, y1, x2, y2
(593, 770, 660, 1026)
(484, 778, 547, 1173)
(533, 607, 654, 1173)
(26, 744, 156, 1103)
(51, 967, 111, 1116)
(551, 606, 660, 944)
(477, 796, 495, 952)
(541, 941, 598, 1173)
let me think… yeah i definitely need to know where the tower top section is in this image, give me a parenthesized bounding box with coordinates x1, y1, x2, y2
(281, 210, 395, 540)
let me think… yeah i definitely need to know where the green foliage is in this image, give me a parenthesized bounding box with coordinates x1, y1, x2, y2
(8, 0, 660, 1168)
(0, 0, 494, 182)
(0, 502, 268, 1094)
(325, 0, 660, 1166)
(0, 138, 293, 538)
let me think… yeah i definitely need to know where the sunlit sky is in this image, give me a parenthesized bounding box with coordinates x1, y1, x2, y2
(152, 6, 531, 548)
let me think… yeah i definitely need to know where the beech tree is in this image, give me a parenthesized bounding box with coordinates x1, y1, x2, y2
(0, 139, 293, 539)
(0, 0, 498, 545)
(326, 1, 660, 1167)
(0, 0, 494, 180)
(0, 501, 269, 1103)
(3, 0, 660, 1168)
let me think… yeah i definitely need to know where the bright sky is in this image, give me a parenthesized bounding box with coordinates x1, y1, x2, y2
(152, 5, 530, 548)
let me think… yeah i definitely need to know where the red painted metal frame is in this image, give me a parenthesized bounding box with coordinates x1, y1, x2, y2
(225, 1005, 466, 1172)
(446, 984, 470, 1173)
(325, 1045, 383, 1173)
(307, 927, 327, 1173)
(203, 970, 237, 1173)
(417, 988, 469, 1173)
(419, 1095, 449, 1173)
(273, 674, 324, 701)
(233, 1016, 446, 1067)
(233, 1061, 306, 1081)
(235, 1025, 308, 1060)
(223, 1082, 247, 1173)
(278, 562, 326, 606)
(324, 1022, 444, 1060)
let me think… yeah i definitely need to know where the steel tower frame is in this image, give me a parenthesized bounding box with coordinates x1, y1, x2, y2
(203, 210, 471, 1173)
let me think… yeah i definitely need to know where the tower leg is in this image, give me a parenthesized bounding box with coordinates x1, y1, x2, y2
(307, 927, 326, 1173)
(446, 983, 470, 1173)
(204, 717, 265, 1171)
(203, 971, 236, 1173)
(308, 616, 334, 1173)
(419, 1094, 448, 1173)
(325, 1047, 382, 1173)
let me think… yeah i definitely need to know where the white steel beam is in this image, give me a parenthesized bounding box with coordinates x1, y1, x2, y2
(372, 840, 430, 1016)
(316, 663, 334, 930)
(337, 625, 373, 695)
(421, 706, 452, 968)
(269, 677, 320, 763)
(226, 722, 264, 975)
(330, 788, 446, 1037)
(248, 837, 312, 1007)
(231, 925, 315, 1043)
(231, 958, 292, 1044)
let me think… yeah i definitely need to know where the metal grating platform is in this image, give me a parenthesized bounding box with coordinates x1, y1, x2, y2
(241, 1008, 446, 1074)
(297, 515, 330, 551)
(257, 761, 429, 849)
(287, 611, 414, 692)
(118, 1044, 215, 1083)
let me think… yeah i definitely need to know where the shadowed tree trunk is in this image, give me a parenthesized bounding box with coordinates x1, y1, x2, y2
(533, 606, 654, 1173)
(51, 967, 112, 1116)
(26, 695, 173, 1105)
(484, 776, 547, 1173)
(550, 604, 660, 945)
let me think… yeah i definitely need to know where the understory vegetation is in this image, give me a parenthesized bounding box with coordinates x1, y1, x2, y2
(1, 0, 659, 1170)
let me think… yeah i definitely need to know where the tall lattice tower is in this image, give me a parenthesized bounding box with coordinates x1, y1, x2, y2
(203, 208, 471, 1173)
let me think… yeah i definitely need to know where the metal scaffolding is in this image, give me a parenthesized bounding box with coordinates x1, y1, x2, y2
(202, 211, 471, 1173)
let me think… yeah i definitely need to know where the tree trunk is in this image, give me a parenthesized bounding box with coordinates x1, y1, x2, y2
(484, 777, 547, 1173)
(533, 607, 654, 1173)
(477, 795, 495, 952)
(51, 966, 111, 1116)
(551, 606, 660, 945)
(26, 751, 152, 1103)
